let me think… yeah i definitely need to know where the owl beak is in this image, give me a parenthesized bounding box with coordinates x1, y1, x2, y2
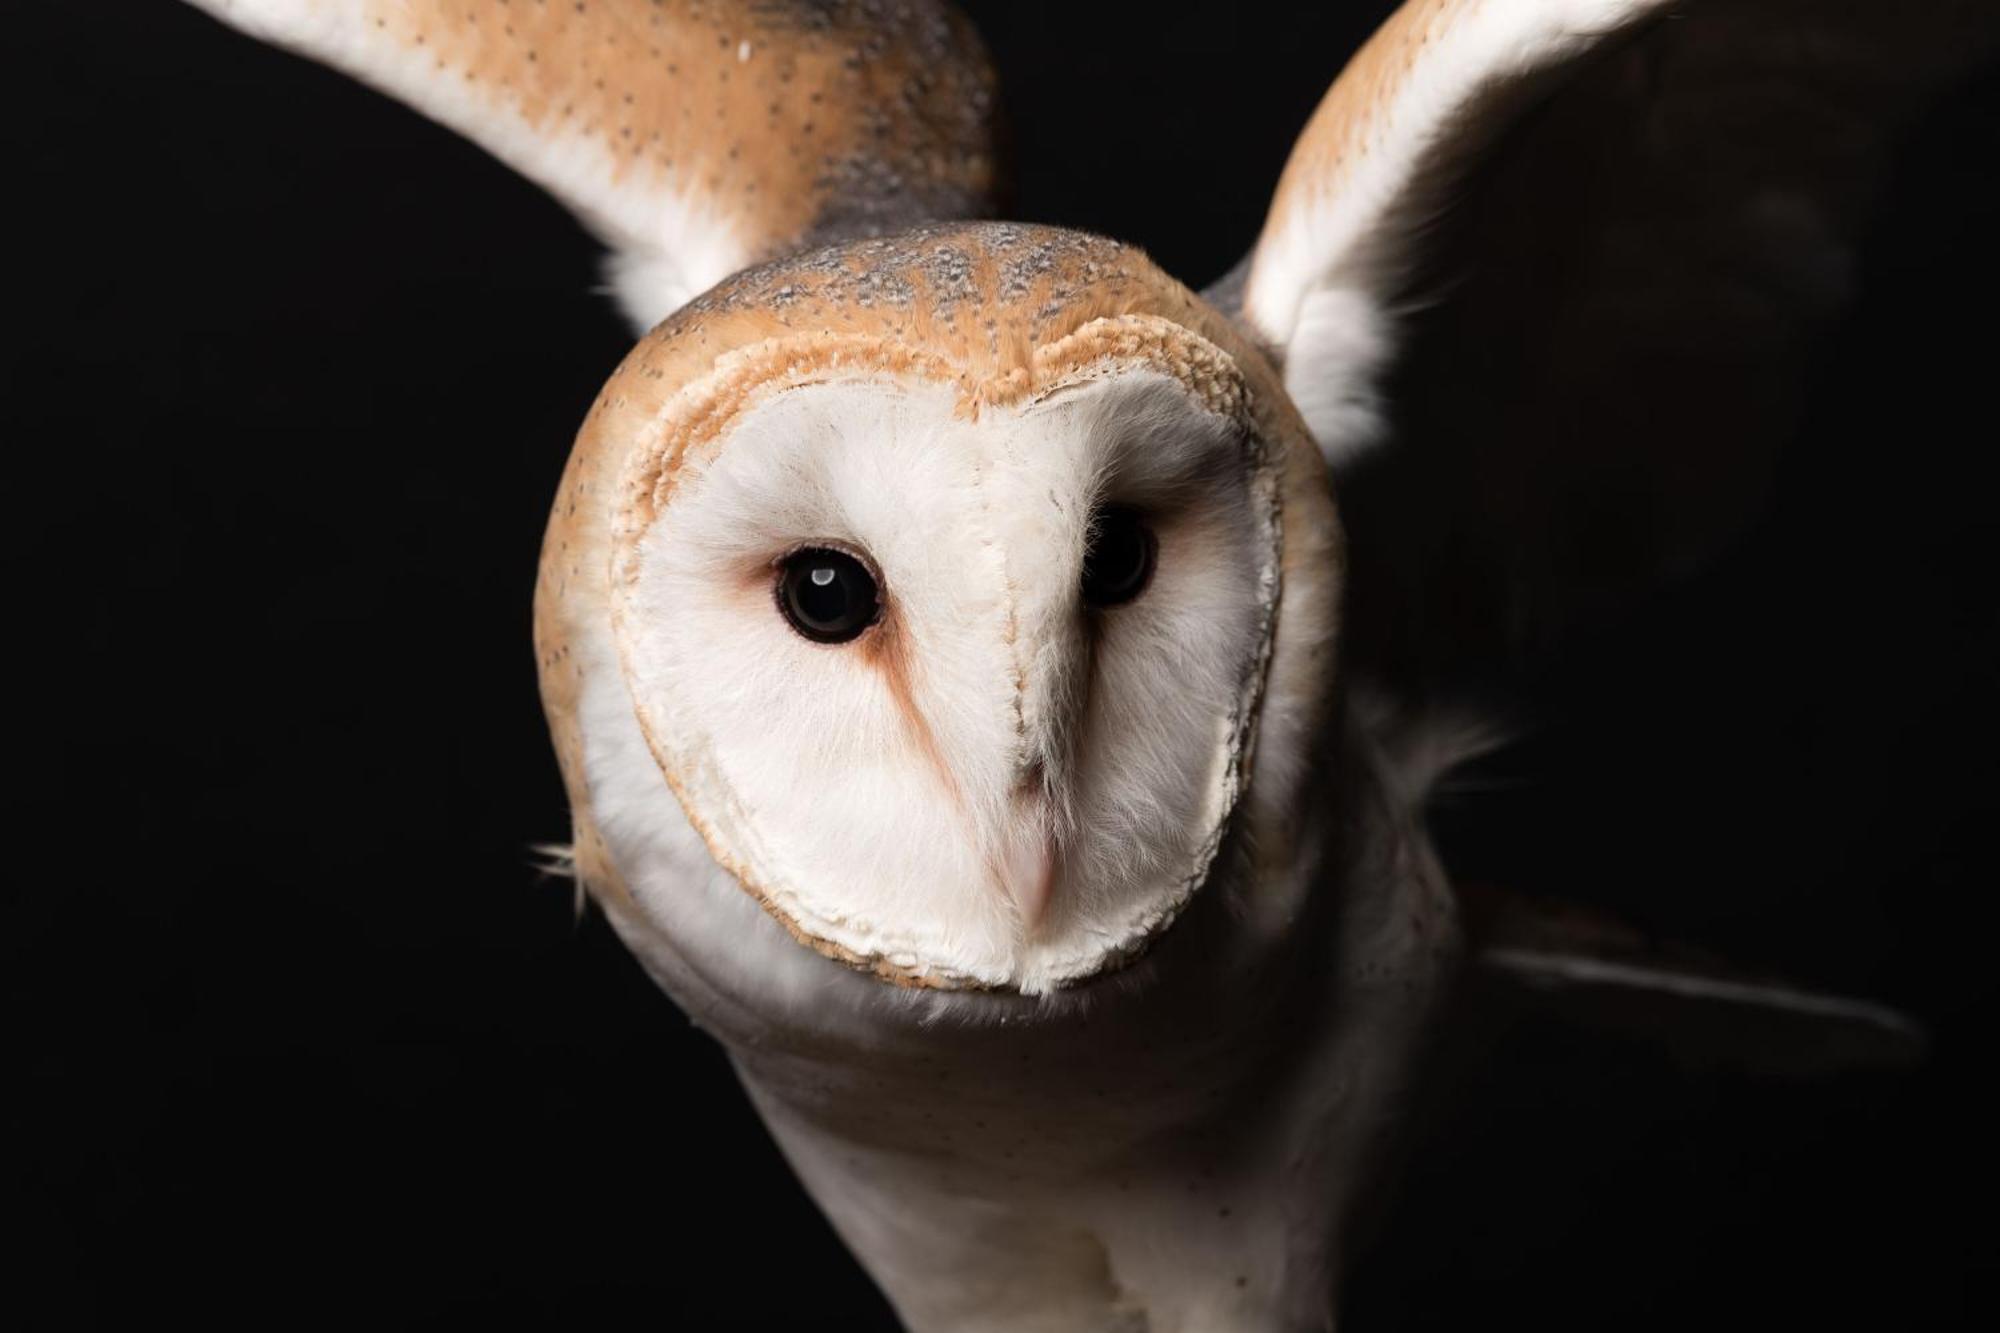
(1000, 772, 1059, 933)
(1001, 821, 1058, 934)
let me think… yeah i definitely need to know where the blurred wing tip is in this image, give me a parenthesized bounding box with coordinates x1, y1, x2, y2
(1479, 944, 1931, 1072)
(1482, 947, 1925, 1038)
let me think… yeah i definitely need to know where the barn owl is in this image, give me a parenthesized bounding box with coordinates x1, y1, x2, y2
(178, 1, 1992, 1327)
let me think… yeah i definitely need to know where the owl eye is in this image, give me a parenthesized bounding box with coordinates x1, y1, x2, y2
(777, 547, 881, 644)
(1081, 505, 1156, 608)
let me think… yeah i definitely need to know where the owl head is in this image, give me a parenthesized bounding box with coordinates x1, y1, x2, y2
(537, 224, 1340, 995)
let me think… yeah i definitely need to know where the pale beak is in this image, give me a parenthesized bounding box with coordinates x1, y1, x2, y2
(1001, 819, 1058, 933)
(1000, 773, 1059, 933)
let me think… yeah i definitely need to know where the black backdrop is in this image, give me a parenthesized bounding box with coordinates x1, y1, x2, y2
(9, 2, 1998, 1328)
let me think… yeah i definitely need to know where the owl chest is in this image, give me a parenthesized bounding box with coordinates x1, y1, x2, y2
(725, 958, 1428, 1333)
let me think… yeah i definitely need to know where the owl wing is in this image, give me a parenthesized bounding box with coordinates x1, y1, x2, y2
(183, 0, 1004, 331)
(1222, 0, 1997, 1067)
(1224, 0, 1997, 694)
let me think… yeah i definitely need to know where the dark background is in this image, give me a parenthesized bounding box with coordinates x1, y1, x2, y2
(8, 1, 1997, 1328)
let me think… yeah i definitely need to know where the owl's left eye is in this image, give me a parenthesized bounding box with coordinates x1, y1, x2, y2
(1081, 505, 1156, 608)
(777, 547, 880, 644)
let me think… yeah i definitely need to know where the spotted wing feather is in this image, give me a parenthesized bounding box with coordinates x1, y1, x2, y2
(184, 0, 1005, 330)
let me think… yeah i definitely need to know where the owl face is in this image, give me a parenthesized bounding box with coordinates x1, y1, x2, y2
(543, 225, 1332, 996)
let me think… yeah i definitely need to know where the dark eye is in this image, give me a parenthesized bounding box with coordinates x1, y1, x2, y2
(1081, 505, 1156, 608)
(777, 547, 880, 644)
